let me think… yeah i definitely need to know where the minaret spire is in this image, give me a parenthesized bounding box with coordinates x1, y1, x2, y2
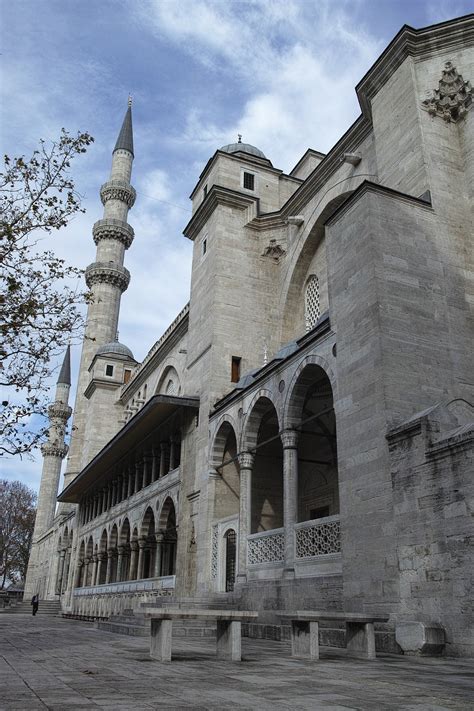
(61, 99, 136, 490)
(114, 102, 134, 157)
(57, 344, 71, 385)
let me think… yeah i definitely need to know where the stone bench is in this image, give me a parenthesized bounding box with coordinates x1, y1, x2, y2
(143, 608, 258, 662)
(280, 611, 389, 660)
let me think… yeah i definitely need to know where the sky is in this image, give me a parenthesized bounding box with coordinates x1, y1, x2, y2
(1, 0, 472, 493)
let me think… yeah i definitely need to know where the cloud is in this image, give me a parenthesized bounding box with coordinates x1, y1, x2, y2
(142, 0, 383, 168)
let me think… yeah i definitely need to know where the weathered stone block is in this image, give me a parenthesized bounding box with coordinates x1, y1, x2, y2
(395, 621, 445, 655)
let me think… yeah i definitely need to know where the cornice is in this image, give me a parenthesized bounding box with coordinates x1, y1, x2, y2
(100, 180, 136, 209)
(356, 15, 474, 119)
(324, 180, 433, 227)
(190, 149, 278, 201)
(93, 218, 134, 250)
(85, 261, 131, 292)
(183, 185, 259, 241)
(120, 303, 190, 399)
(84, 377, 123, 400)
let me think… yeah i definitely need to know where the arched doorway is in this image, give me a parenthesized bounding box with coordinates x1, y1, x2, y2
(158, 498, 177, 577)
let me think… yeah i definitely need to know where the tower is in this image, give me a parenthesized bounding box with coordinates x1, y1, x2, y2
(62, 100, 136, 489)
(24, 347, 72, 595)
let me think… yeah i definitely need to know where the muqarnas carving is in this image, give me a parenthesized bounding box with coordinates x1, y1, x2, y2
(422, 62, 472, 123)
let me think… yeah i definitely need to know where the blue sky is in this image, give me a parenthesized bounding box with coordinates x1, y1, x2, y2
(1, 0, 472, 492)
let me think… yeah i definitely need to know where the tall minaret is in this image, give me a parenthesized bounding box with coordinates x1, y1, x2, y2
(30, 347, 72, 538)
(62, 100, 136, 490)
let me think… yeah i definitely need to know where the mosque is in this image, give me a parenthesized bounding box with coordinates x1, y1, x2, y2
(25, 15, 473, 657)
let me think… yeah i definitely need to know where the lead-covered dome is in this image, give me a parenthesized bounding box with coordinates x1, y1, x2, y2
(220, 141, 266, 159)
(96, 341, 134, 359)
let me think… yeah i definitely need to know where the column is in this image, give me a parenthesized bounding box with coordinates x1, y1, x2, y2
(129, 541, 139, 580)
(169, 437, 176, 471)
(154, 532, 164, 578)
(82, 558, 90, 587)
(137, 538, 146, 580)
(91, 554, 98, 586)
(159, 442, 167, 478)
(98, 553, 107, 585)
(105, 550, 114, 584)
(56, 549, 66, 594)
(75, 561, 83, 589)
(236, 452, 254, 584)
(151, 447, 158, 482)
(127, 468, 134, 497)
(122, 474, 127, 500)
(116, 545, 125, 582)
(134, 461, 141, 492)
(143, 454, 151, 488)
(101, 488, 107, 513)
(281, 429, 299, 577)
(62, 548, 71, 593)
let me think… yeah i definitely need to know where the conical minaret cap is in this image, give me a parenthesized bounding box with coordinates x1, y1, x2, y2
(113, 101, 134, 157)
(57, 345, 71, 385)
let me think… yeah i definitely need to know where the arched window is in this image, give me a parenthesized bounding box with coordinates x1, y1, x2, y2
(165, 378, 178, 396)
(305, 275, 320, 332)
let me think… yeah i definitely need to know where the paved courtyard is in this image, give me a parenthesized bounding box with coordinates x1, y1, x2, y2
(0, 615, 473, 710)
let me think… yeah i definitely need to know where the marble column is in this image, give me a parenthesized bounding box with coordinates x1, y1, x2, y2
(105, 550, 114, 584)
(281, 429, 299, 577)
(116, 545, 125, 582)
(127, 469, 134, 498)
(129, 541, 138, 580)
(74, 561, 83, 589)
(98, 553, 107, 585)
(236, 452, 254, 584)
(169, 437, 176, 471)
(154, 532, 164, 578)
(91, 554, 98, 586)
(56, 549, 66, 594)
(151, 447, 158, 482)
(159, 442, 167, 478)
(137, 538, 147, 580)
(143, 455, 151, 488)
(134, 461, 141, 492)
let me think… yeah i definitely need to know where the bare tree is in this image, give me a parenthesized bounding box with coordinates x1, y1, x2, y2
(1, 129, 94, 457)
(0, 480, 37, 587)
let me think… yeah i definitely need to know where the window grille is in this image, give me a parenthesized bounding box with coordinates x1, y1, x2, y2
(243, 172, 255, 190)
(105, 364, 114, 377)
(305, 275, 320, 332)
(165, 378, 177, 395)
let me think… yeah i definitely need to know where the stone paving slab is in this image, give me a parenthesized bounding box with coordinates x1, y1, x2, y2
(0, 615, 473, 710)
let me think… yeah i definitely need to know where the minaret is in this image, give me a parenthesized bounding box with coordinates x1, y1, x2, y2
(62, 100, 136, 489)
(31, 347, 73, 539)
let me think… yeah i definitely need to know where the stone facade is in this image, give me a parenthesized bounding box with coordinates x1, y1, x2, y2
(25, 17, 473, 657)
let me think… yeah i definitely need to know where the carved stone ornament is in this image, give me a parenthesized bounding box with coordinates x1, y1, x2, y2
(238, 452, 255, 469)
(422, 62, 472, 123)
(85, 261, 131, 292)
(100, 180, 136, 208)
(47, 402, 73, 421)
(41, 442, 68, 459)
(93, 218, 134, 249)
(280, 429, 299, 449)
(262, 238, 286, 262)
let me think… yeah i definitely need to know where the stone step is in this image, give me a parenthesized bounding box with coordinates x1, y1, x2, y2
(0, 600, 61, 616)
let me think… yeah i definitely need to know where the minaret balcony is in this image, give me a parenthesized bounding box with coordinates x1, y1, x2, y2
(100, 180, 136, 209)
(93, 219, 134, 249)
(85, 262, 130, 292)
(47, 402, 73, 421)
(41, 442, 69, 459)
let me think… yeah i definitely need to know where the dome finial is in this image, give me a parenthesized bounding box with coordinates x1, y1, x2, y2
(128, 94, 132, 107)
(238, 134, 242, 143)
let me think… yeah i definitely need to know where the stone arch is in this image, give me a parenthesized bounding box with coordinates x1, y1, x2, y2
(211, 418, 240, 522)
(285, 357, 340, 526)
(284, 354, 337, 429)
(157, 497, 177, 577)
(241, 389, 280, 452)
(244, 395, 283, 533)
(156, 365, 181, 396)
(210, 414, 239, 469)
(140, 507, 156, 580)
(280, 189, 355, 343)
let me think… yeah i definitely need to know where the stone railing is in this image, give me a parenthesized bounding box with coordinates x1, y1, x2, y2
(295, 515, 341, 559)
(247, 528, 285, 565)
(73, 575, 175, 596)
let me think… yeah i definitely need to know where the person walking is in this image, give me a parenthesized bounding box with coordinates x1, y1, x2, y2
(31, 594, 39, 616)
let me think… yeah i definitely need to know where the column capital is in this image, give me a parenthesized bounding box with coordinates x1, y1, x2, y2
(107, 549, 115, 559)
(238, 452, 255, 469)
(117, 545, 125, 554)
(280, 429, 299, 449)
(138, 537, 147, 549)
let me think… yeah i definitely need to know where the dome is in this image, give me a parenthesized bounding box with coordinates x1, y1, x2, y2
(219, 141, 267, 160)
(96, 341, 134, 360)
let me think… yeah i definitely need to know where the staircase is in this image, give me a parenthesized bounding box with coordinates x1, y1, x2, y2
(0, 599, 61, 616)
